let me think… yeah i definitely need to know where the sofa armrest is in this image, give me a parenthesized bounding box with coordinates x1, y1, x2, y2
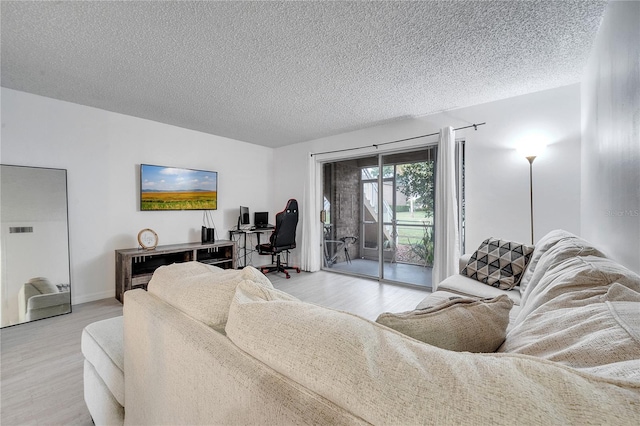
(26, 291, 70, 311)
(19, 284, 41, 321)
(24, 291, 71, 321)
(459, 253, 472, 273)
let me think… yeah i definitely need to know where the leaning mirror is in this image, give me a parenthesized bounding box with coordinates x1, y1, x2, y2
(1, 165, 71, 327)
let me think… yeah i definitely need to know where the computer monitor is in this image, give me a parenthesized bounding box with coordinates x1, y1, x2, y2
(239, 206, 250, 225)
(254, 212, 268, 227)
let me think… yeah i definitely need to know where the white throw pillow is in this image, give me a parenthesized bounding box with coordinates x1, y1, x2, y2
(515, 255, 640, 323)
(500, 283, 640, 380)
(518, 230, 606, 298)
(148, 262, 273, 332)
(376, 295, 513, 353)
(519, 238, 607, 306)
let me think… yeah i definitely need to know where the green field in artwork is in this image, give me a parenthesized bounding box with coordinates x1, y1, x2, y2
(141, 191, 217, 210)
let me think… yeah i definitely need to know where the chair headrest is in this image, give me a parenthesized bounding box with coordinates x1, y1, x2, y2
(285, 199, 298, 213)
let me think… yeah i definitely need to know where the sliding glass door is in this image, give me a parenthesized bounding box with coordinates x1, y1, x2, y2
(321, 147, 438, 287)
(380, 150, 436, 286)
(322, 158, 379, 280)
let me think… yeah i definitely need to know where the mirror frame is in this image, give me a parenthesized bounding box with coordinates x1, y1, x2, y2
(1, 164, 72, 328)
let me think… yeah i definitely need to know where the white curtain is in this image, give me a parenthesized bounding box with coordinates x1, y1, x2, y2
(432, 126, 460, 290)
(301, 153, 322, 271)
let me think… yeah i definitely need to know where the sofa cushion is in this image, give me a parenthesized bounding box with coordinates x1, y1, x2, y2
(376, 295, 513, 352)
(519, 229, 606, 300)
(148, 262, 273, 331)
(416, 290, 467, 309)
(438, 273, 521, 305)
(225, 283, 640, 424)
(81, 316, 124, 406)
(237, 264, 275, 288)
(500, 283, 640, 380)
(84, 360, 125, 425)
(417, 290, 522, 332)
(232, 278, 300, 304)
(461, 238, 534, 290)
(28, 277, 58, 294)
(515, 256, 640, 324)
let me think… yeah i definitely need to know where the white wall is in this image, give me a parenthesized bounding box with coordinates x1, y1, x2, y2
(276, 84, 582, 259)
(1, 88, 274, 304)
(1, 82, 586, 300)
(581, 0, 640, 273)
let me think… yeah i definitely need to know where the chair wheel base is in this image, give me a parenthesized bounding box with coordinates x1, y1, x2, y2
(257, 251, 299, 279)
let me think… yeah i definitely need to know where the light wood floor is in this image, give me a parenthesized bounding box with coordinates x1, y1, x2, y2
(270, 270, 430, 320)
(1, 298, 123, 426)
(0, 270, 429, 425)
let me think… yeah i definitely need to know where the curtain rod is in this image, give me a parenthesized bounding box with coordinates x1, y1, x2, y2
(310, 122, 486, 157)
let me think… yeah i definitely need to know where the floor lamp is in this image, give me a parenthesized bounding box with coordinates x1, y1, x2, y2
(519, 142, 545, 245)
(525, 155, 536, 245)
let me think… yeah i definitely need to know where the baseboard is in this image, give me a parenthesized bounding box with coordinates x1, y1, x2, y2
(72, 290, 115, 305)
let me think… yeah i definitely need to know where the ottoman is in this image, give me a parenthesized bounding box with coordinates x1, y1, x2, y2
(81, 316, 124, 425)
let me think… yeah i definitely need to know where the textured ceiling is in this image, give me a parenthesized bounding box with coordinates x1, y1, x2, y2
(1, 1, 607, 148)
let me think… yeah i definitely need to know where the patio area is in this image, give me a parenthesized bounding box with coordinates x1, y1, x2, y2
(326, 259, 433, 289)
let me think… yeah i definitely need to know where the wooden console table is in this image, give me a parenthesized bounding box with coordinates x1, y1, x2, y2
(115, 240, 237, 302)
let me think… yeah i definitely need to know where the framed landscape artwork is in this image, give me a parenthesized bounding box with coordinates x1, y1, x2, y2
(140, 164, 218, 210)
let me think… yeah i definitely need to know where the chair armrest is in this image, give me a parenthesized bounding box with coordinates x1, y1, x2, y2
(459, 254, 472, 273)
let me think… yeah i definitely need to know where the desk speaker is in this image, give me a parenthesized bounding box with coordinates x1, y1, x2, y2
(201, 226, 215, 243)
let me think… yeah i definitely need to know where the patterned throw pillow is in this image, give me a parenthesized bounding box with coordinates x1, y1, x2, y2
(461, 237, 534, 290)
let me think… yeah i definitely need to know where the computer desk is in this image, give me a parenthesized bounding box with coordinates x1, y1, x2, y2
(229, 227, 275, 268)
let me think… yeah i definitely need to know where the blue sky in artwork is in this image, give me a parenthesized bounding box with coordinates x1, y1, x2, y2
(141, 165, 217, 192)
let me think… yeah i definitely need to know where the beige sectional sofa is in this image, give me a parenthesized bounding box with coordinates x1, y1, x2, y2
(83, 229, 640, 425)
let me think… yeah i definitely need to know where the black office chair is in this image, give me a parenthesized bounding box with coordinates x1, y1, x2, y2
(256, 199, 301, 279)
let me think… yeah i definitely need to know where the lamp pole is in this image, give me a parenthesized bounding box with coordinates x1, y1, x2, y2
(526, 155, 536, 245)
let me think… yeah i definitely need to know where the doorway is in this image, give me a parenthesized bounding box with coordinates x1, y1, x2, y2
(322, 147, 438, 288)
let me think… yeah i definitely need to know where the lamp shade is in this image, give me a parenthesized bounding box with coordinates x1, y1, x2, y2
(517, 137, 547, 159)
